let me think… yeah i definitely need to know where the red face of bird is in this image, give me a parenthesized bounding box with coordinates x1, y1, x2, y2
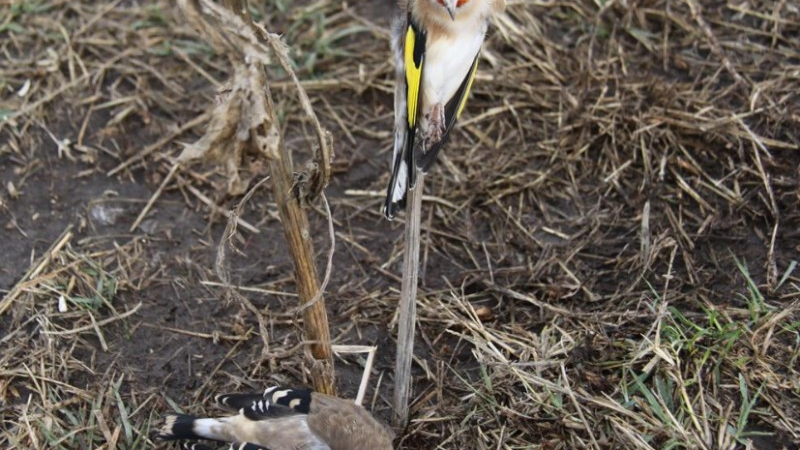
(434, 0, 470, 20)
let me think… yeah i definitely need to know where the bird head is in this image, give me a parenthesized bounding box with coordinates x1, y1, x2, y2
(434, 0, 461, 20)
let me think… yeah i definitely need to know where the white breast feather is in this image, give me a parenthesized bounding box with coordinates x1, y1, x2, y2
(423, 28, 484, 109)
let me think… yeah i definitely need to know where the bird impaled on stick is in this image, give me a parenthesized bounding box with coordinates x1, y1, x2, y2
(384, 0, 506, 218)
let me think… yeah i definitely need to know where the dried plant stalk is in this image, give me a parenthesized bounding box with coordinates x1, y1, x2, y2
(393, 172, 425, 428)
(263, 112, 335, 393)
(178, 0, 335, 394)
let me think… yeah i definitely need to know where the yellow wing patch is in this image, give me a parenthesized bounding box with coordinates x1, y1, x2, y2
(456, 58, 479, 119)
(404, 26, 423, 127)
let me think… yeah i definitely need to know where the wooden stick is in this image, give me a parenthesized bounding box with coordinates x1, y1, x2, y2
(393, 171, 425, 428)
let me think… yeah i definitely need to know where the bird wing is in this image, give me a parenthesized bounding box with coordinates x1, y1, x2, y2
(306, 393, 395, 450)
(384, 14, 426, 219)
(157, 389, 332, 450)
(403, 17, 426, 153)
(417, 50, 480, 172)
(215, 387, 311, 421)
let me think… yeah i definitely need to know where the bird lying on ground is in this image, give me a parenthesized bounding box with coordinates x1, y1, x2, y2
(154, 386, 394, 450)
(384, 0, 506, 219)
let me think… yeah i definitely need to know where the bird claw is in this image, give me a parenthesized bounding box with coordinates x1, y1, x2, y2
(425, 103, 446, 144)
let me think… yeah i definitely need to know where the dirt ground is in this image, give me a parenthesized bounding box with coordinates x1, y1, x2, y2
(2, 1, 799, 449)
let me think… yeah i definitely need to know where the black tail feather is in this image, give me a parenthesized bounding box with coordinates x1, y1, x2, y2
(154, 414, 199, 441)
(384, 148, 408, 220)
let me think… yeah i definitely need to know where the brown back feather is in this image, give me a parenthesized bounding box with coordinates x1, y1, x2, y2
(307, 394, 394, 450)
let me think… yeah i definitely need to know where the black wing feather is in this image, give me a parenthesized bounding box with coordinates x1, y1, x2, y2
(215, 387, 311, 421)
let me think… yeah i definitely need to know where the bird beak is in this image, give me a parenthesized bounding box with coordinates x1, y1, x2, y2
(447, 5, 456, 20)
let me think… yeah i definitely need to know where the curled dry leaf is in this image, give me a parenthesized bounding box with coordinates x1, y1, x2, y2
(176, 62, 270, 196)
(176, 0, 331, 200)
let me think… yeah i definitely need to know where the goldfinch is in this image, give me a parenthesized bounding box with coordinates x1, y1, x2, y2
(384, 0, 506, 219)
(154, 386, 394, 450)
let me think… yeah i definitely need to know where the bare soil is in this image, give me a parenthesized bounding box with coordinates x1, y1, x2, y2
(2, 1, 799, 449)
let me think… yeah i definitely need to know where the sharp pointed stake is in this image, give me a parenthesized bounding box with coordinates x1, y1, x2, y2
(393, 170, 425, 429)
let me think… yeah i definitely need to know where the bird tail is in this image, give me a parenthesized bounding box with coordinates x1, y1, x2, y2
(384, 152, 409, 220)
(154, 414, 228, 442)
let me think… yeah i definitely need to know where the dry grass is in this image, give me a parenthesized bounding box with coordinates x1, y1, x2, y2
(0, 229, 156, 449)
(1, 0, 799, 449)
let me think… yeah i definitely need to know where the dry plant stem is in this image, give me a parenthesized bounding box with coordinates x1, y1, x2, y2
(179, 0, 335, 394)
(331, 345, 377, 406)
(0, 226, 73, 315)
(393, 171, 425, 429)
(223, 0, 251, 23)
(232, 0, 334, 394)
(129, 162, 179, 232)
(228, 0, 331, 201)
(266, 143, 335, 394)
(261, 58, 334, 393)
(179, 176, 260, 234)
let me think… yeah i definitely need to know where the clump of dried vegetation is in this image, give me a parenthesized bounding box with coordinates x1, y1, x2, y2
(1, 0, 799, 450)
